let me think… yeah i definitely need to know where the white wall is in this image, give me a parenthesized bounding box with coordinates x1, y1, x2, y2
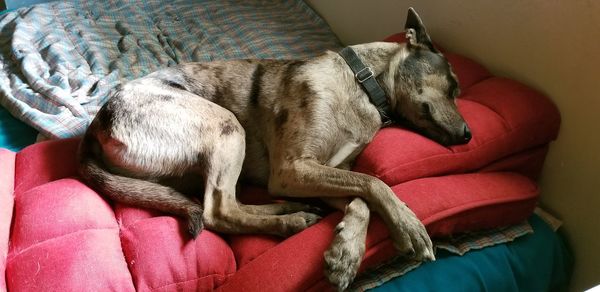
(306, 0, 600, 290)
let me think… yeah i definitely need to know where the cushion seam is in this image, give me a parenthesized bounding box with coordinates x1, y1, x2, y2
(6, 227, 118, 260)
(419, 191, 538, 225)
(116, 215, 137, 291)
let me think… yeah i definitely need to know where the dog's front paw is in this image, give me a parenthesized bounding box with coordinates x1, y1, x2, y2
(389, 205, 435, 261)
(324, 221, 365, 291)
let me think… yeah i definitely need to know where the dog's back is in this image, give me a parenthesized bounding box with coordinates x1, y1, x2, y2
(77, 58, 340, 237)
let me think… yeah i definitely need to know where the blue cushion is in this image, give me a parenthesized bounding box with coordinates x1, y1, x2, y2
(0, 106, 36, 151)
(373, 215, 572, 292)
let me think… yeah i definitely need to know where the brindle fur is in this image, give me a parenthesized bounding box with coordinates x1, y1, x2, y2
(77, 8, 470, 290)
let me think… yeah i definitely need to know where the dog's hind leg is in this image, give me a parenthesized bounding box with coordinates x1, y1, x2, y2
(78, 133, 204, 238)
(322, 197, 370, 291)
(201, 117, 321, 237)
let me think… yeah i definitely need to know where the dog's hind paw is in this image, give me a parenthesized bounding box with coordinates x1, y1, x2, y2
(274, 201, 327, 216)
(299, 211, 321, 226)
(323, 221, 365, 291)
(282, 211, 321, 236)
(186, 207, 204, 239)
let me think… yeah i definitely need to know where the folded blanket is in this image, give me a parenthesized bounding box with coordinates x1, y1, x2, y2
(0, 0, 342, 139)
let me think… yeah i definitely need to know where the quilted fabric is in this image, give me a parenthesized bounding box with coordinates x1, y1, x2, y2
(0, 0, 342, 139)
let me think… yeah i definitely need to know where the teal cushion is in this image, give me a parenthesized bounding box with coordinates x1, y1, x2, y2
(372, 215, 572, 292)
(0, 106, 37, 151)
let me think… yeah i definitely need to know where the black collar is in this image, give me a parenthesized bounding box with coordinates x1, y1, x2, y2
(338, 47, 393, 126)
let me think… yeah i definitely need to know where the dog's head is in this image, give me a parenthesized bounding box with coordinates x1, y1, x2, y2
(387, 8, 471, 146)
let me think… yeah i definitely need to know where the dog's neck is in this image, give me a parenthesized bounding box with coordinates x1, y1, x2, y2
(348, 42, 402, 77)
(347, 42, 405, 120)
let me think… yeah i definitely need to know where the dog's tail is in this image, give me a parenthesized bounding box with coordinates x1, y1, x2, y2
(77, 131, 203, 238)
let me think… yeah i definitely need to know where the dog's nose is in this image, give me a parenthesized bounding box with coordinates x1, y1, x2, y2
(463, 124, 472, 143)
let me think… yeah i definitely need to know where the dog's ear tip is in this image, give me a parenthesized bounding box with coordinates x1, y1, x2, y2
(404, 7, 435, 50)
(405, 7, 422, 30)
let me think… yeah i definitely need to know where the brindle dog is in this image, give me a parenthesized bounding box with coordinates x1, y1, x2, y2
(78, 8, 470, 290)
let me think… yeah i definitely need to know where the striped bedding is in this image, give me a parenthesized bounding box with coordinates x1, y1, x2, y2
(0, 0, 342, 139)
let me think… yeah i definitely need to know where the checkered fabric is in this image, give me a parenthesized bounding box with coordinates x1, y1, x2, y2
(351, 221, 535, 291)
(0, 0, 342, 139)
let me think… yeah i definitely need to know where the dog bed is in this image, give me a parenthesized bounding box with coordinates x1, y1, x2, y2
(0, 1, 571, 291)
(0, 65, 569, 290)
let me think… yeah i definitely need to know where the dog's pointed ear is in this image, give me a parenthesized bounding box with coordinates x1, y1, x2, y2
(405, 7, 436, 51)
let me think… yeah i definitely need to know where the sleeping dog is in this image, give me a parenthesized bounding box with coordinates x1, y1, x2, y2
(78, 8, 470, 290)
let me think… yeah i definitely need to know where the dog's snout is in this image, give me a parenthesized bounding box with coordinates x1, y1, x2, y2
(462, 124, 472, 143)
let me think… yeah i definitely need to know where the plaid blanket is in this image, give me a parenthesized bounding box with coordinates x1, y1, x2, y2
(0, 0, 342, 139)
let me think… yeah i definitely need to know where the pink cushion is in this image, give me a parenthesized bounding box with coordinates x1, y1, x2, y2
(116, 205, 236, 291)
(0, 149, 16, 292)
(7, 178, 135, 291)
(4, 139, 236, 291)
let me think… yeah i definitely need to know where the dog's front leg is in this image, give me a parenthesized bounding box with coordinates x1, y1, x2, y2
(270, 159, 435, 261)
(322, 197, 369, 291)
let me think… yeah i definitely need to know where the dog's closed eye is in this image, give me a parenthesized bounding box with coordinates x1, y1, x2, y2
(421, 102, 431, 116)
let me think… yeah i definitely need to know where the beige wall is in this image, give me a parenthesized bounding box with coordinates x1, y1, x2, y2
(306, 0, 600, 290)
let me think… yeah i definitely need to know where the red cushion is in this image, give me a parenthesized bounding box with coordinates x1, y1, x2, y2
(352, 33, 560, 186)
(353, 80, 561, 185)
(223, 174, 539, 291)
(229, 168, 540, 268)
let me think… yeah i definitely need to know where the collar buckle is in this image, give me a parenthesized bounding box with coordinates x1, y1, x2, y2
(338, 46, 393, 126)
(355, 66, 374, 83)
